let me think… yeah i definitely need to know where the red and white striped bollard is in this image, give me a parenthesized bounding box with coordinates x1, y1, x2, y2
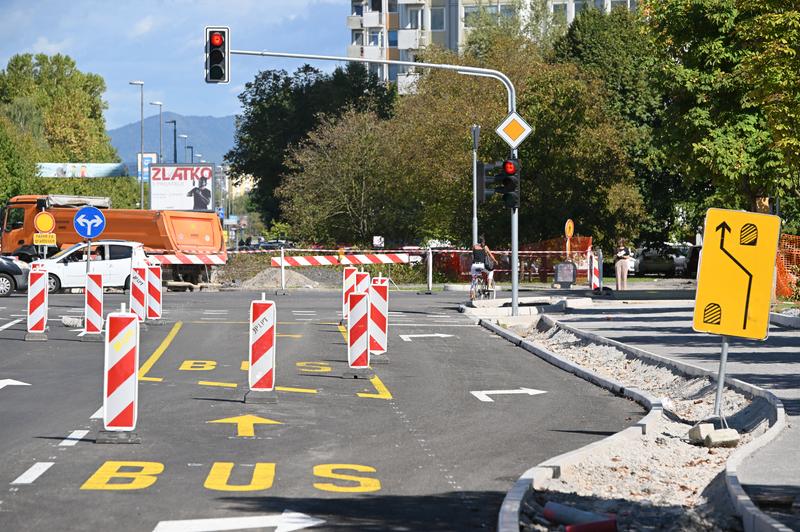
(129, 265, 147, 323)
(369, 278, 389, 360)
(84, 273, 103, 336)
(102, 308, 139, 434)
(25, 269, 48, 341)
(246, 297, 277, 403)
(347, 292, 370, 371)
(146, 265, 162, 321)
(342, 267, 357, 321)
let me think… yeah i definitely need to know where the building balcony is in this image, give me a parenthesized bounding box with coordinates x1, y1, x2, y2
(347, 44, 384, 60)
(346, 15, 362, 29)
(397, 28, 429, 49)
(363, 11, 382, 27)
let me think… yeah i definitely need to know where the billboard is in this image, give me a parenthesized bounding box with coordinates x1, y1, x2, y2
(150, 164, 215, 211)
(37, 162, 131, 178)
(137, 152, 159, 181)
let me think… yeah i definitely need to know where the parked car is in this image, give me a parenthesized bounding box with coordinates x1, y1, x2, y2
(0, 255, 29, 296)
(31, 240, 148, 293)
(634, 244, 689, 277)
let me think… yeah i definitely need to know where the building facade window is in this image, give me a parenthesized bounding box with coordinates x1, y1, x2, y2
(352, 30, 364, 45)
(430, 7, 445, 31)
(368, 30, 381, 46)
(352, 3, 363, 16)
(464, 4, 516, 27)
(388, 30, 398, 47)
(406, 7, 423, 29)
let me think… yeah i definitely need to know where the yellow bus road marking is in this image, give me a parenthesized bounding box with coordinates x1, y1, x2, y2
(208, 414, 281, 437)
(198, 380, 238, 388)
(337, 324, 348, 341)
(276, 386, 317, 394)
(138, 321, 183, 380)
(296, 361, 332, 373)
(357, 375, 393, 400)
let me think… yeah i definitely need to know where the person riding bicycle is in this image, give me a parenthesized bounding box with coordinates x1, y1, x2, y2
(470, 236, 498, 288)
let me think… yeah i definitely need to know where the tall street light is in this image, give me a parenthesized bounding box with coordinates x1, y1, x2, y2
(129, 80, 144, 209)
(178, 134, 188, 163)
(166, 120, 177, 163)
(187, 145, 194, 163)
(149, 101, 163, 163)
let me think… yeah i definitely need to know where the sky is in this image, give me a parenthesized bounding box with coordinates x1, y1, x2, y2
(0, 0, 350, 128)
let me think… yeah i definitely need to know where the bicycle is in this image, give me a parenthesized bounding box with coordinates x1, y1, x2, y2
(470, 270, 495, 301)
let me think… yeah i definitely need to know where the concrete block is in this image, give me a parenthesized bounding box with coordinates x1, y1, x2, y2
(688, 423, 715, 444)
(704, 428, 740, 448)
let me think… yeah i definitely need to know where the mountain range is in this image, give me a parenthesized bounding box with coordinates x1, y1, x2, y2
(107, 112, 236, 167)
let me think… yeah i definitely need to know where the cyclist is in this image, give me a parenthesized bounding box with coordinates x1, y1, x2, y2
(470, 236, 498, 292)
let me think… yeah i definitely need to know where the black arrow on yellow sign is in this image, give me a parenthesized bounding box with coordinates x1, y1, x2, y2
(716, 221, 753, 329)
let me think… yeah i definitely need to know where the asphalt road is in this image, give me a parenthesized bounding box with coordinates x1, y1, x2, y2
(0, 289, 643, 531)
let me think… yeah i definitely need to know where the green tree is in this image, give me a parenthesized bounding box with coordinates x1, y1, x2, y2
(0, 116, 38, 204)
(225, 63, 395, 225)
(0, 53, 118, 162)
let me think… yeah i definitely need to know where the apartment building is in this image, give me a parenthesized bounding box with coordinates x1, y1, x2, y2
(347, 1, 637, 92)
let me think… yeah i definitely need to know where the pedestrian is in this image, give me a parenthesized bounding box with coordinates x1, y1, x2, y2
(615, 239, 632, 291)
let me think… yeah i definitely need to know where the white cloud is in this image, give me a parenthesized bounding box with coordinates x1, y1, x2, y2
(131, 15, 158, 37)
(30, 36, 72, 55)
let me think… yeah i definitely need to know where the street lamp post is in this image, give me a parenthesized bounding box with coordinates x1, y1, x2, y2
(129, 80, 144, 209)
(188, 145, 194, 163)
(166, 120, 177, 163)
(178, 134, 188, 163)
(149, 101, 163, 163)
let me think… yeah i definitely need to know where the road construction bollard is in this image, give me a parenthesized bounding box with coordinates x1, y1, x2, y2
(146, 265, 162, 322)
(129, 266, 147, 323)
(369, 277, 389, 363)
(355, 271, 370, 293)
(342, 267, 357, 321)
(25, 270, 48, 341)
(97, 308, 141, 443)
(342, 292, 372, 379)
(427, 247, 433, 293)
(245, 298, 277, 403)
(83, 273, 103, 340)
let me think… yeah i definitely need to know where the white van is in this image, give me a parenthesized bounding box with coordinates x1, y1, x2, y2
(32, 241, 148, 293)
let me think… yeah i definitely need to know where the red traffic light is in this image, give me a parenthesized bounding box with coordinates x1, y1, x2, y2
(503, 160, 517, 174)
(210, 32, 224, 47)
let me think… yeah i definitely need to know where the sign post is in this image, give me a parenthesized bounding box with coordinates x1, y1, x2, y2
(692, 208, 782, 421)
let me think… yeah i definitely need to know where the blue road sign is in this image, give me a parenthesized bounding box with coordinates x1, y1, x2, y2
(73, 206, 107, 239)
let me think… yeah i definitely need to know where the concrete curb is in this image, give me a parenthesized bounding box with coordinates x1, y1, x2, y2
(538, 316, 788, 532)
(485, 316, 787, 532)
(770, 311, 800, 329)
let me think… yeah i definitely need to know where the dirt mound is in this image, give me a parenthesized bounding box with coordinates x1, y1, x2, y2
(241, 268, 319, 289)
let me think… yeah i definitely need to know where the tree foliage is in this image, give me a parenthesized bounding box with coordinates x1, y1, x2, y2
(225, 63, 395, 224)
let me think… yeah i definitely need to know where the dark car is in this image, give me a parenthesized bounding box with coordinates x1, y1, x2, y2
(0, 255, 30, 297)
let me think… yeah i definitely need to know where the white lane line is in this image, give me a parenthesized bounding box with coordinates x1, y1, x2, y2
(90, 407, 103, 419)
(201, 317, 227, 321)
(392, 324, 475, 327)
(10, 314, 25, 317)
(11, 462, 54, 485)
(202, 310, 228, 315)
(292, 310, 316, 314)
(58, 430, 90, 447)
(0, 318, 23, 332)
(297, 319, 314, 321)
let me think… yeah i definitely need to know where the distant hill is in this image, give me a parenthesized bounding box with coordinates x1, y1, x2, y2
(107, 112, 236, 167)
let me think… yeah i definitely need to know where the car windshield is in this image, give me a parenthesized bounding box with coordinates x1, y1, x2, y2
(49, 243, 83, 260)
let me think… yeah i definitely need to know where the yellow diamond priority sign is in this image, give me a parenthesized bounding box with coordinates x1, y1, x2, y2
(495, 112, 532, 150)
(693, 208, 781, 340)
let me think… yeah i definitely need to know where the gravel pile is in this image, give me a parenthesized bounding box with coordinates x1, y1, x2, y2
(517, 325, 763, 531)
(240, 268, 319, 289)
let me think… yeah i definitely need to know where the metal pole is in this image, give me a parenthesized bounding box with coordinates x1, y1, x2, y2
(139, 85, 144, 210)
(280, 247, 286, 290)
(598, 249, 604, 290)
(158, 105, 163, 163)
(471, 124, 480, 247)
(231, 48, 520, 313)
(713, 335, 729, 418)
(427, 248, 433, 293)
(172, 124, 178, 163)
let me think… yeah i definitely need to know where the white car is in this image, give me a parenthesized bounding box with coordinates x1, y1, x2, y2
(32, 241, 148, 293)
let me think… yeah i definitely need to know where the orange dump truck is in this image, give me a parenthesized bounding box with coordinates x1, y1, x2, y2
(1, 195, 226, 284)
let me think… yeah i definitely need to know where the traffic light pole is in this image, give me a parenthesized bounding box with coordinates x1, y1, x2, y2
(230, 48, 520, 315)
(471, 125, 480, 248)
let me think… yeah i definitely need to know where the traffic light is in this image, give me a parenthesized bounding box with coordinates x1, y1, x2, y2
(500, 158, 520, 209)
(205, 26, 230, 84)
(477, 161, 503, 205)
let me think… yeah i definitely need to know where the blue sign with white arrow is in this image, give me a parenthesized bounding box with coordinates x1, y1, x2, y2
(73, 206, 106, 239)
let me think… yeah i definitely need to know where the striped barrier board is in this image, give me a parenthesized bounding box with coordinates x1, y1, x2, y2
(355, 271, 370, 294)
(271, 253, 410, 267)
(146, 265, 162, 320)
(27, 270, 48, 335)
(342, 267, 357, 320)
(84, 273, 103, 334)
(103, 310, 139, 431)
(129, 266, 147, 323)
(588, 252, 601, 290)
(369, 279, 389, 355)
(249, 300, 276, 391)
(149, 253, 226, 266)
(347, 292, 370, 368)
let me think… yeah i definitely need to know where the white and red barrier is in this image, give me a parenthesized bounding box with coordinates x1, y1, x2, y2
(27, 270, 48, 335)
(342, 267, 357, 320)
(588, 251, 601, 290)
(272, 253, 410, 268)
(369, 279, 389, 355)
(347, 292, 370, 368)
(84, 273, 103, 334)
(146, 265, 162, 320)
(149, 253, 226, 266)
(103, 310, 139, 431)
(355, 271, 370, 293)
(249, 300, 276, 391)
(129, 266, 147, 323)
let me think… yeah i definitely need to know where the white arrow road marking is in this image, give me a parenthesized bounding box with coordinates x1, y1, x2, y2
(0, 318, 23, 332)
(470, 387, 547, 403)
(399, 333, 455, 342)
(152, 510, 325, 532)
(0, 379, 30, 390)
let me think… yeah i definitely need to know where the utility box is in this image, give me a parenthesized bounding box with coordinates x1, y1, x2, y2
(554, 261, 577, 289)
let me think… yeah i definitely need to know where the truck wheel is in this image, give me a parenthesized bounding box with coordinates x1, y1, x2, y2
(48, 274, 61, 294)
(0, 273, 14, 297)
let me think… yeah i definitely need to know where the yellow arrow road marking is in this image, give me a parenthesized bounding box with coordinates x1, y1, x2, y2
(357, 375, 393, 400)
(208, 414, 282, 437)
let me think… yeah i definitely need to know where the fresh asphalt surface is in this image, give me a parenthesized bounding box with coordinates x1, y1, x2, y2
(0, 289, 643, 531)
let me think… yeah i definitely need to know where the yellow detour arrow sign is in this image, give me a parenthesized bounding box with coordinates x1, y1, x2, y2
(693, 208, 781, 340)
(207, 414, 282, 437)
